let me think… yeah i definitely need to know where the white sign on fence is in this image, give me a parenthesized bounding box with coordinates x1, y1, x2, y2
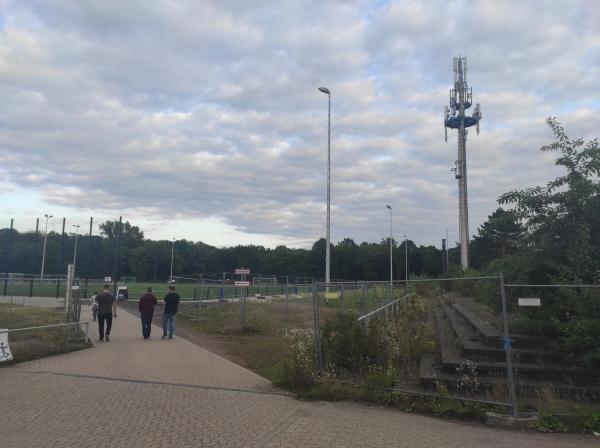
(235, 281, 250, 287)
(0, 330, 13, 362)
(518, 297, 541, 307)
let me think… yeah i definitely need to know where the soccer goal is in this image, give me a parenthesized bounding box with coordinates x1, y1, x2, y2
(121, 276, 136, 284)
(252, 275, 277, 285)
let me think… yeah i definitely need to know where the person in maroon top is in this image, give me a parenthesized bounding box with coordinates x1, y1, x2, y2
(138, 287, 158, 339)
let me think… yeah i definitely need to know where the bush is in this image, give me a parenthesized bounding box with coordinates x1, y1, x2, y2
(534, 408, 600, 433)
(560, 319, 600, 369)
(272, 328, 315, 391)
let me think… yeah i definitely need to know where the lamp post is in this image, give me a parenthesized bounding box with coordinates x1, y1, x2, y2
(404, 234, 408, 290)
(318, 86, 331, 286)
(445, 228, 450, 272)
(386, 205, 393, 287)
(71, 224, 80, 276)
(40, 214, 53, 281)
(169, 238, 175, 284)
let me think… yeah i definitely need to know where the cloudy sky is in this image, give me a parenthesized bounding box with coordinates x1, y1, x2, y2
(0, 0, 598, 248)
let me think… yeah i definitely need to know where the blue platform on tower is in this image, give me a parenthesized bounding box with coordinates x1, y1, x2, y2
(445, 116, 478, 129)
(449, 100, 472, 109)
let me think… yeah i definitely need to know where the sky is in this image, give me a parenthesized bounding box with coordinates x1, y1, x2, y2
(0, 0, 598, 248)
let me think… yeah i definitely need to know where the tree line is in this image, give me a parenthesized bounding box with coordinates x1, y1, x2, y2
(0, 220, 451, 282)
(1, 118, 598, 287)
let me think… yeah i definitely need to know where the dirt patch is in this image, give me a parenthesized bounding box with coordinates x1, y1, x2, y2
(119, 298, 335, 379)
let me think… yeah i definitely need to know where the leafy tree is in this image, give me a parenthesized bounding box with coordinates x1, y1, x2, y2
(497, 117, 600, 367)
(333, 238, 359, 280)
(499, 117, 600, 283)
(470, 208, 523, 268)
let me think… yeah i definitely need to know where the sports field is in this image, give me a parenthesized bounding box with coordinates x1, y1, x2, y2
(0, 280, 314, 301)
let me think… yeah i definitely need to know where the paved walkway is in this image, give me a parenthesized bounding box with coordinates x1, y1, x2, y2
(1, 306, 595, 447)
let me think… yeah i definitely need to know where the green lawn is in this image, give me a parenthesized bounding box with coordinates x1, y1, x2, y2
(1, 280, 316, 300)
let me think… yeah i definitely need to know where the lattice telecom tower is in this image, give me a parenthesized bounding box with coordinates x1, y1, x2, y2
(444, 56, 482, 270)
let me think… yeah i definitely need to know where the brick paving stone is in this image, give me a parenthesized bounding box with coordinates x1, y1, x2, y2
(1, 306, 596, 447)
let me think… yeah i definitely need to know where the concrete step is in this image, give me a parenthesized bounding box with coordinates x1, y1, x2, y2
(418, 362, 600, 397)
(451, 303, 554, 348)
(442, 304, 564, 363)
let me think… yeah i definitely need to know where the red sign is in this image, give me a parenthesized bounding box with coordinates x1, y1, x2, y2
(235, 268, 251, 275)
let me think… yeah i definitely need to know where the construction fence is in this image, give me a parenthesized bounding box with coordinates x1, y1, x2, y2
(0, 263, 88, 364)
(308, 276, 600, 417)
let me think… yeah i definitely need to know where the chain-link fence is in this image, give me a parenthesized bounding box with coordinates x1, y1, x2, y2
(178, 284, 317, 331)
(0, 257, 89, 364)
(502, 283, 600, 412)
(0, 322, 89, 364)
(0, 216, 128, 299)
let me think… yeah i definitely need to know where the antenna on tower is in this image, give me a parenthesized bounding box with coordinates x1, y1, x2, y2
(443, 56, 482, 270)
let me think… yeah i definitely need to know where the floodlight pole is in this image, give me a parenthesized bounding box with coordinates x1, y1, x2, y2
(40, 214, 53, 281)
(318, 86, 331, 288)
(445, 228, 449, 271)
(386, 205, 393, 287)
(404, 234, 408, 290)
(169, 238, 175, 284)
(72, 224, 80, 277)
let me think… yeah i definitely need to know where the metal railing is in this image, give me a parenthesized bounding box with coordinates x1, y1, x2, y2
(357, 293, 413, 323)
(0, 320, 92, 341)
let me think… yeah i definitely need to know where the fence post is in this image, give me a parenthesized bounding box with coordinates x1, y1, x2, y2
(499, 273, 518, 417)
(65, 264, 73, 318)
(2, 219, 14, 297)
(30, 218, 39, 297)
(85, 217, 93, 298)
(239, 273, 247, 331)
(284, 283, 289, 320)
(196, 295, 200, 322)
(85, 320, 90, 342)
(312, 284, 322, 371)
(55, 218, 66, 299)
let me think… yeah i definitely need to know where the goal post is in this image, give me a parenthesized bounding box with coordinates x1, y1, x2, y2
(252, 275, 277, 285)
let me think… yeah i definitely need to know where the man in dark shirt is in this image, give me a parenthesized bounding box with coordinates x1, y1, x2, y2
(138, 286, 158, 339)
(162, 285, 180, 339)
(96, 285, 117, 342)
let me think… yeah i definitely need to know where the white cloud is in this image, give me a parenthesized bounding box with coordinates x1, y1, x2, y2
(0, 0, 597, 249)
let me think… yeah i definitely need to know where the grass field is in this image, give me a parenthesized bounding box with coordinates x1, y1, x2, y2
(178, 299, 315, 378)
(0, 280, 316, 300)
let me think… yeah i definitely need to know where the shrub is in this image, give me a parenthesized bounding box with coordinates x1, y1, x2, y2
(560, 319, 600, 369)
(272, 328, 315, 390)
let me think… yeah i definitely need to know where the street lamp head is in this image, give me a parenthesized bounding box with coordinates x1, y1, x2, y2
(386, 205, 391, 209)
(318, 86, 330, 95)
(44, 214, 53, 219)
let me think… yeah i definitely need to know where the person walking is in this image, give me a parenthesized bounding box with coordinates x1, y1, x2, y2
(90, 291, 99, 322)
(138, 287, 158, 340)
(96, 285, 117, 342)
(162, 285, 180, 339)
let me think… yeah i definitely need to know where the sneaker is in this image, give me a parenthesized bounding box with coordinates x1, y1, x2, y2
(168, 335, 173, 339)
(105, 335, 110, 342)
(96, 338, 104, 342)
(162, 335, 167, 340)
